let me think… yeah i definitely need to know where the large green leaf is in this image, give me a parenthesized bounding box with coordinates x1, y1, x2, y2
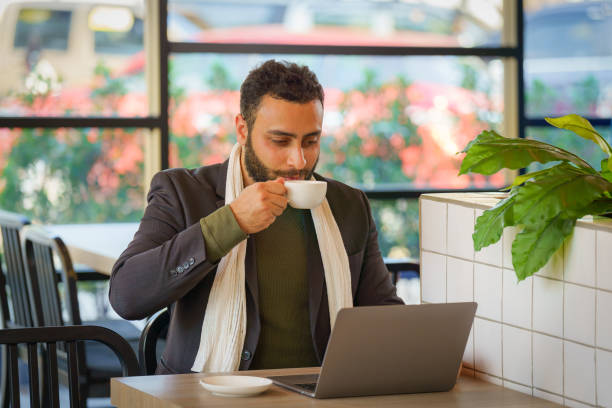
(513, 163, 612, 226)
(511, 215, 575, 281)
(510, 198, 612, 280)
(504, 168, 551, 190)
(473, 192, 517, 251)
(602, 159, 612, 183)
(459, 130, 593, 175)
(564, 199, 612, 218)
(545, 114, 612, 162)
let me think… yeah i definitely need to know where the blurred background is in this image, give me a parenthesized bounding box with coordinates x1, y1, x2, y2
(1, 0, 611, 306)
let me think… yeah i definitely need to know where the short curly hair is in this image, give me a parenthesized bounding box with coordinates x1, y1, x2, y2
(240, 60, 324, 133)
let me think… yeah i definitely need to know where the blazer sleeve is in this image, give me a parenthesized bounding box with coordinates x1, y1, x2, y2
(109, 171, 220, 320)
(354, 190, 404, 306)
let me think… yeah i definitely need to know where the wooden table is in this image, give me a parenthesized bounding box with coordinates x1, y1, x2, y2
(46, 223, 138, 275)
(110, 367, 562, 407)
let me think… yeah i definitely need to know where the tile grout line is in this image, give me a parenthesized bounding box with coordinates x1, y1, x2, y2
(562, 241, 566, 404)
(594, 230, 598, 408)
(445, 203, 448, 304)
(501, 255, 504, 383)
(531, 262, 535, 395)
(472, 228, 476, 370)
(419, 249, 612, 295)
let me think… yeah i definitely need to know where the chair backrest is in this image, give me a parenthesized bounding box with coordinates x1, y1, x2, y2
(0, 210, 33, 328)
(138, 308, 169, 375)
(0, 325, 139, 407)
(20, 226, 81, 328)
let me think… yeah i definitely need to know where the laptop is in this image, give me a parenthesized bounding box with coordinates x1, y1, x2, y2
(268, 302, 477, 399)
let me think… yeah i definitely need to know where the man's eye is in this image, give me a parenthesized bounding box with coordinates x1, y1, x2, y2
(272, 139, 289, 145)
(304, 139, 319, 146)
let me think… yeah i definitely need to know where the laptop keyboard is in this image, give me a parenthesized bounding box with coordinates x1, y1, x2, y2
(295, 382, 317, 392)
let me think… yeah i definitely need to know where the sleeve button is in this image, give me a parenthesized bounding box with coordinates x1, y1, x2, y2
(189, 257, 195, 265)
(177, 266, 184, 273)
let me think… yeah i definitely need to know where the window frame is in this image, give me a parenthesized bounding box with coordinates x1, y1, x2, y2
(1, 0, 609, 204)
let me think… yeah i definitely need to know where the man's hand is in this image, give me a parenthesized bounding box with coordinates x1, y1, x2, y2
(229, 177, 287, 234)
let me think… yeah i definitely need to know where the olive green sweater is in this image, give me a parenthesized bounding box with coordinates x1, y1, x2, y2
(200, 206, 319, 369)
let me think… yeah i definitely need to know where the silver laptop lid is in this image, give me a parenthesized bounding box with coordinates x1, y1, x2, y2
(314, 302, 477, 398)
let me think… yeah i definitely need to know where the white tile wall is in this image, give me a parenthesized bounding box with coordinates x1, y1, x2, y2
(474, 209, 503, 267)
(420, 251, 446, 303)
(503, 380, 532, 396)
(564, 227, 596, 287)
(447, 204, 475, 260)
(420, 195, 612, 408)
(474, 264, 502, 321)
(564, 341, 596, 405)
(502, 325, 532, 386)
(421, 199, 446, 253)
(564, 398, 595, 408)
(533, 389, 564, 405)
(502, 269, 532, 329)
(475, 371, 502, 386)
(564, 284, 595, 346)
(533, 276, 563, 338)
(502, 226, 519, 270)
(536, 248, 564, 280)
(597, 230, 612, 291)
(474, 318, 502, 377)
(533, 333, 563, 395)
(596, 348, 612, 407)
(596, 290, 612, 351)
(463, 327, 474, 368)
(447, 257, 473, 303)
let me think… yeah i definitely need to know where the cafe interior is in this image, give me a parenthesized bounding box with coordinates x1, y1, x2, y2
(0, 0, 611, 406)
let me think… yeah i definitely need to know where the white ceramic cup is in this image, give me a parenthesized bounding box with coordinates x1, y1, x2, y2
(284, 180, 327, 209)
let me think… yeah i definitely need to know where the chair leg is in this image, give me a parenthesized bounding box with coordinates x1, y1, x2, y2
(79, 382, 88, 408)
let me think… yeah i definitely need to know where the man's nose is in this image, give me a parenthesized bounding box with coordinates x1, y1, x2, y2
(287, 145, 307, 169)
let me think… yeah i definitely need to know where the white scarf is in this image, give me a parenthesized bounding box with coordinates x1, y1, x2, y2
(191, 143, 353, 373)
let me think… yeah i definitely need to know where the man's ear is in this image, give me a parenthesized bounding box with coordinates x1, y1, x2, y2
(235, 114, 248, 146)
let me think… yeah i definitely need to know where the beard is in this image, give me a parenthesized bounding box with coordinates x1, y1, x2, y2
(244, 134, 318, 182)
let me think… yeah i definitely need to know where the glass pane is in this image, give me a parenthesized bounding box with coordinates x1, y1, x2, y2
(526, 126, 612, 173)
(524, 0, 612, 117)
(0, 1, 146, 117)
(0, 128, 145, 224)
(169, 54, 506, 189)
(369, 198, 419, 260)
(14, 9, 71, 50)
(168, 0, 503, 47)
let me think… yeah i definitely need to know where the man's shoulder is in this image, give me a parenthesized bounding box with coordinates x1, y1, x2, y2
(150, 161, 228, 197)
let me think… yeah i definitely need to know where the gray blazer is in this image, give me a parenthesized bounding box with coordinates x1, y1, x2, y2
(109, 160, 402, 374)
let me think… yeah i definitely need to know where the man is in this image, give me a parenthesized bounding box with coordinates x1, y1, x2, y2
(109, 60, 402, 374)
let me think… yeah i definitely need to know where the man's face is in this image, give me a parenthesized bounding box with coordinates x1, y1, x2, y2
(236, 94, 322, 184)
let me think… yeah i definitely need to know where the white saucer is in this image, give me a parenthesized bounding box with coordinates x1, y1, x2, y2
(200, 375, 273, 397)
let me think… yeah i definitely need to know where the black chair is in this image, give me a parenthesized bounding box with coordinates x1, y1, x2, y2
(138, 308, 169, 375)
(20, 225, 141, 405)
(384, 258, 420, 285)
(0, 210, 34, 408)
(0, 325, 139, 407)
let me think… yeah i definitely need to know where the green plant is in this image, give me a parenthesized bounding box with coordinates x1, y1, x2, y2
(459, 114, 612, 280)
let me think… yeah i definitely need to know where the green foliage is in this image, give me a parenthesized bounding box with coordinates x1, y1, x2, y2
(206, 61, 238, 91)
(462, 114, 612, 280)
(459, 130, 594, 175)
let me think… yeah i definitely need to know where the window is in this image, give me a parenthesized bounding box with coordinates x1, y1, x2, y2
(167, 0, 511, 262)
(525, 0, 612, 118)
(14, 9, 71, 50)
(1, 2, 147, 117)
